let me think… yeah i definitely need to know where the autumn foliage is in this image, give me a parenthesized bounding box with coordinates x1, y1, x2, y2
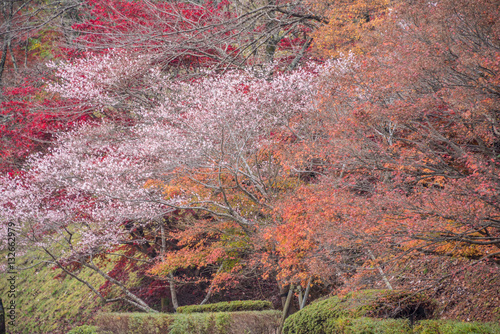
(0, 0, 499, 321)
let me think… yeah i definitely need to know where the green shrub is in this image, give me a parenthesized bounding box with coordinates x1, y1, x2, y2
(96, 313, 173, 334)
(283, 289, 435, 334)
(169, 311, 280, 334)
(96, 310, 281, 334)
(284, 315, 411, 334)
(168, 313, 232, 334)
(284, 316, 500, 334)
(285, 317, 500, 334)
(66, 325, 99, 334)
(176, 300, 273, 314)
(414, 320, 500, 334)
(328, 317, 411, 334)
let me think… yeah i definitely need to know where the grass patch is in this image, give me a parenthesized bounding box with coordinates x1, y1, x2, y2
(0, 249, 116, 334)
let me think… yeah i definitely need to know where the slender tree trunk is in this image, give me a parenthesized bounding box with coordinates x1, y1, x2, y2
(0, 0, 13, 93)
(160, 223, 166, 255)
(169, 272, 179, 311)
(0, 37, 9, 92)
(279, 282, 288, 308)
(277, 284, 294, 334)
(24, 33, 29, 68)
(297, 285, 303, 308)
(8, 39, 17, 72)
(368, 249, 393, 290)
(200, 264, 223, 305)
(160, 222, 179, 311)
(0, 298, 5, 334)
(287, 37, 313, 71)
(300, 276, 313, 310)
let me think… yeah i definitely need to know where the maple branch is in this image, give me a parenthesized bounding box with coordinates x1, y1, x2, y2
(105, 253, 152, 263)
(274, 7, 328, 24)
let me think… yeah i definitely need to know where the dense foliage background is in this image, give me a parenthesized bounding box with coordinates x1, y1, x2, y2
(1, 0, 499, 332)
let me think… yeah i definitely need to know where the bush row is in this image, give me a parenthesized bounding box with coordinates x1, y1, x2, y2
(176, 300, 273, 314)
(93, 310, 281, 334)
(68, 292, 500, 334)
(71, 315, 500, 334)
(285, 317, 500, 334)
(283, 289, 435, 334)
(282, 289, 500, 334)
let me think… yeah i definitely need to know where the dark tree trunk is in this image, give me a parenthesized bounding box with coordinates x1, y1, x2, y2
(0, 298, 6, 334)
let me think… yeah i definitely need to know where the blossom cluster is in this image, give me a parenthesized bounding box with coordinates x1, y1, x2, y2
(1, 52, 351, 260)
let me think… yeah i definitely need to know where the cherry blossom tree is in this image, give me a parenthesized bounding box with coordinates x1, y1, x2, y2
(0, 55, 336, 311)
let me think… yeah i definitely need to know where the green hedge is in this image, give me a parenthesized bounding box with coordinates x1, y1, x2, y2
(282, 289, 499, 334)
(414, 320, 500, 334)
(66, 325, 99, 334)
(96, 313, 172, 334)
(326, 317, 411, 334)
(283, 289, 435, 334)
(176, 300, 273, 313)
(285, 317, 500, 334)
(96, 310, 281, 334)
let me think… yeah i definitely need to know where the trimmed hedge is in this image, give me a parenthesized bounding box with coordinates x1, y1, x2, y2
(96, 313, 172, 334)
(285, 317, 500, 334)
(282, 290, 500, 334)
(66, 325, 99, 334)
(96, 310, 281, 334)
(326, 317, 411, 334)
(414, 320, 500, 334)
(283, 289, 435, 334)
(176, 300, 274, 313)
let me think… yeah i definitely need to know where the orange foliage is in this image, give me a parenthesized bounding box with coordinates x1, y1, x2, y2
(308, 0, 390, 57)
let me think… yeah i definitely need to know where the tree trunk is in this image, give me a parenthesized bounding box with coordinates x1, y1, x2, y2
(368, 249, 393, 290)
(0, 36, 9, 92)
(169, 272, 179, 311)
(0, 298, 5, 334)
(0, 0, 13, 93)
(160, 222, 179, 311)
(200, 264, 223, 305)
(8, 38, 17, 72)
(297, 285, 303, 308)
(277, 284, 294, 334)
(278, 281, 288, 308)
(300, 276, 313, 310)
